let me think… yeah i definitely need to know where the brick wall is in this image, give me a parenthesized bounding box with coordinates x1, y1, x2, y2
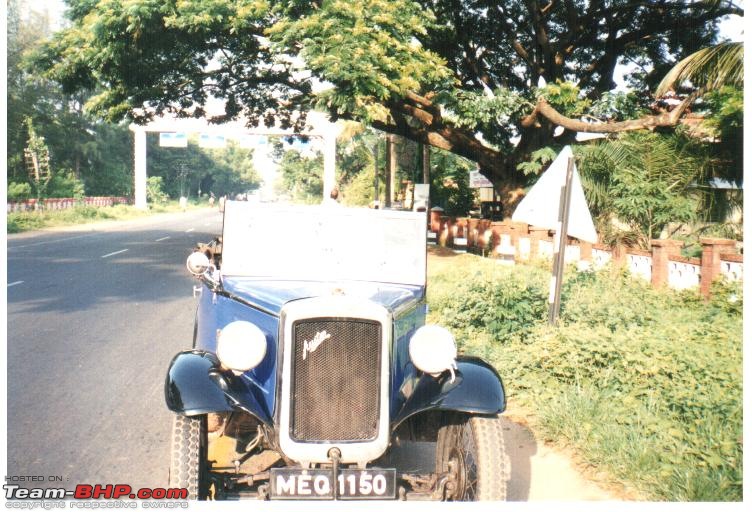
(431, 216, 742, 299)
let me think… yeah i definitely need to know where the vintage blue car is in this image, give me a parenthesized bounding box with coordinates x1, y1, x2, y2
(165, 201, 508, 500)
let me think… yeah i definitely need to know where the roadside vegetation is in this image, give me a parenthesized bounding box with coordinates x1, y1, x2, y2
(427, 251, 742, 501)
(6, 199, 213, 234)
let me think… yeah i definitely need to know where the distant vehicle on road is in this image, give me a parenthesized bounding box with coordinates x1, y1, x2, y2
(166, 202, 508, 501)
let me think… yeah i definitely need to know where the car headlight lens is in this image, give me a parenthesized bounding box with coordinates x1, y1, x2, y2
(216, 321, 267, 373)
(408, 325, 458, 379)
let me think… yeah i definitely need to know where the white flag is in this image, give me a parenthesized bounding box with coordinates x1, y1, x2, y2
(512, 146, 597, 243)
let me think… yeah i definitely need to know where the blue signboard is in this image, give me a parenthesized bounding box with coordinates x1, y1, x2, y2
(159, 132, 188, 148)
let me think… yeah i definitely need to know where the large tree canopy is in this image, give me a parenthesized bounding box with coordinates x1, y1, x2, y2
(32, 0, 743, 196)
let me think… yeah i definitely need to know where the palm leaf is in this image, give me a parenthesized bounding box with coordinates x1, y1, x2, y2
(656, 42, 743, 97)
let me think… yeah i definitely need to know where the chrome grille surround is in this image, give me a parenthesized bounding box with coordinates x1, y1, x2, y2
(278, 297, 391, 466)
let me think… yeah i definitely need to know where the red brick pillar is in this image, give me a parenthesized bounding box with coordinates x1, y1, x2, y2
(508, 221, 524, 253)
(457, 218, 467, 238)
(439, 217, 454, 247)
(650, 239, 683, 287)
(528, 227, 550, 259)
(467, 218, 479, 250)
(430, 207, 444, 232)
(490, 221, 504, 249)
(611, 244, 626, 272)
(700, 238, 737, 299)
(580, 242, 593, 262)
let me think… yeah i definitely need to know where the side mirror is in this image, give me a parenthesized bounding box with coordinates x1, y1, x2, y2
(186, 251, 212, 276)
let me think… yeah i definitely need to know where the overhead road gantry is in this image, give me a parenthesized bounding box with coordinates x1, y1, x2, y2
(129, 111, 341, 209)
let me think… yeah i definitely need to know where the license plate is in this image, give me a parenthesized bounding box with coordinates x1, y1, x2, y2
(270, 468, 396, 500)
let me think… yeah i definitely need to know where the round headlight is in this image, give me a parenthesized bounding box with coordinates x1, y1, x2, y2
(216, 321, 267, 373)
(186, 251, 211, 275)
(409, 325, 458, 377)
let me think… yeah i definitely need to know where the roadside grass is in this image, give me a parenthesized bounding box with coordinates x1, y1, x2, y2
(7, 200, 212, 233)
(426, 250, 742, 501)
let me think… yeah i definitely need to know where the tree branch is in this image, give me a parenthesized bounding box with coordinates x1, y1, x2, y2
(521, 91, 702, 133)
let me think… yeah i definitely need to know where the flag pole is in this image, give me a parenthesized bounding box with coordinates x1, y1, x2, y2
(548, 157, 575, 326)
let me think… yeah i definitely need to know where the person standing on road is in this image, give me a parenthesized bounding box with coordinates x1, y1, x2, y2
(323, 187, 341, 207)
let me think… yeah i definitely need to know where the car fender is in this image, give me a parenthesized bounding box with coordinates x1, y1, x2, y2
(391, 356, 506, 430)
(165, 350, 272, 425)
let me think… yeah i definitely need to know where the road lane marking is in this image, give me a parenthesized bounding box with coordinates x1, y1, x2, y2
(101, 249, 128, 258)
(8, 281, 24, 287)
(155, 236, 171, 242)
(185, 228, 195, 233)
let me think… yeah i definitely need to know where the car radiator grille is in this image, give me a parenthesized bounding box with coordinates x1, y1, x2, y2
(290, 318, 382, 442)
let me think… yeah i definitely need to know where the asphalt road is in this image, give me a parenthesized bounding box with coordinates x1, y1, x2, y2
(6, 208, 223, 491)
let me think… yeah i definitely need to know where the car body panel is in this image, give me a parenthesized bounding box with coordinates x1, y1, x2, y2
(193, 287, 280, 419)
(220, 278, 424, 317)
(392, 356, 506, 429)
(165, 350, 273, 424)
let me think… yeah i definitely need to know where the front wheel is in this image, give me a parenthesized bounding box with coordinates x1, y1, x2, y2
(435, 413, 509, 500)
(168, 414, 208, 500)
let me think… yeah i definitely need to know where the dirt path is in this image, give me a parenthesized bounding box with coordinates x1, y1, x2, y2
(501, 413, 621, 500)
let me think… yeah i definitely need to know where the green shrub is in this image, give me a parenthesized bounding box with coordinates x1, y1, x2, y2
(7, 204, 151, 233)
(428, 255, 742, 501)
(147, 176, 169, 204)
(435, 268, 548, 342)
(707, 278, 743, 316)
(341, 169, 378, 207)
(46, 170, 85, 199)
(8, 182, 32, 201)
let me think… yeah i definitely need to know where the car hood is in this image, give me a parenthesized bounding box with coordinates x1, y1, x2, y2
(221, 278, 425, 316)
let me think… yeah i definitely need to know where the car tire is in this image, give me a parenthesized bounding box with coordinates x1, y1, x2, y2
(435, 413, 509, 500)
(168, 414, 208, 500)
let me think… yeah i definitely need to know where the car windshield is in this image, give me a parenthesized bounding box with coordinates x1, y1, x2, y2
(221, 201, 427, 286)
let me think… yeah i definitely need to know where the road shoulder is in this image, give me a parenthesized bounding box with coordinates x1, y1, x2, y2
(6, 207, 216, 241)
(503, 407, 641, 501)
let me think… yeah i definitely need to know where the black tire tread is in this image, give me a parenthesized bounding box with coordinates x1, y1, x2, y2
(436, 413, 509, 501)
(168, 415, 203, 500)
(469, 415, 509, 501)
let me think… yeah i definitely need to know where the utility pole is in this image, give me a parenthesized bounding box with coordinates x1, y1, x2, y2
(385, 134, 395, 208)
(178, 163, 187, 198)
(548, 157, 575, 326)
(372, 142, 379, 205)
(422, 144, 430, 211)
